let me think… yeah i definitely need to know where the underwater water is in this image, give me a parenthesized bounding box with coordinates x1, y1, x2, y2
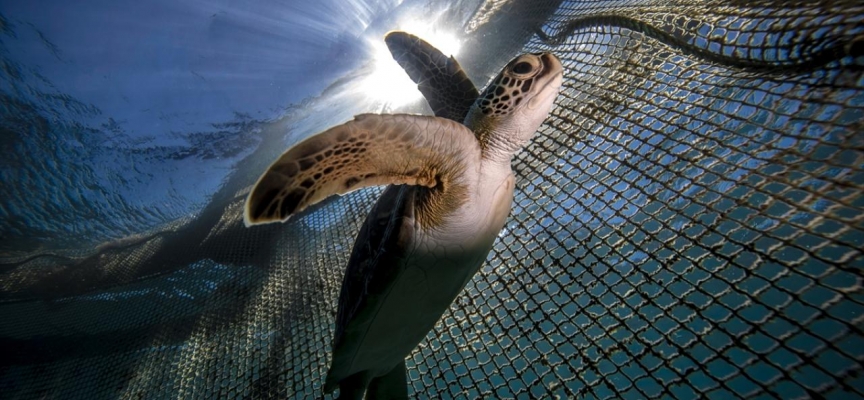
(1, 0, 863, 399)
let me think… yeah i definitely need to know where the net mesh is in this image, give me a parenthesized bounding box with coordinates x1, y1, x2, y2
(2, 0, 863, 398)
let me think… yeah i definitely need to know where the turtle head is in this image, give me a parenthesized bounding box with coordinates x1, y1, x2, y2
(465, 52, 563, 162)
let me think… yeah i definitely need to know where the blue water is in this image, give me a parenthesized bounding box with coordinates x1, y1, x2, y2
(0, 0, 447, 256)
(2, 1, 862, 399)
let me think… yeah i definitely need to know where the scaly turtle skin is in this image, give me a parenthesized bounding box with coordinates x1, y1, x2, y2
(244, 31, 563, 399)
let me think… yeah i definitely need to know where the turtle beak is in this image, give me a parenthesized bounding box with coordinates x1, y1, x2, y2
(539, 53, 563, 81)
(527, 53, 563, 111)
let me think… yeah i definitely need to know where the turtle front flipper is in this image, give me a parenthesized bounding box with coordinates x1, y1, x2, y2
(385, 31, 479, 122)
(244, 114, 480, 226)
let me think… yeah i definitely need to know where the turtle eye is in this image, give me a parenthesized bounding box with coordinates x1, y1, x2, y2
(512, 61, 533, 74)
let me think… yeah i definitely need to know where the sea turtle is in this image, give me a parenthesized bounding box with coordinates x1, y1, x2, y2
(244, 31, 563, 399)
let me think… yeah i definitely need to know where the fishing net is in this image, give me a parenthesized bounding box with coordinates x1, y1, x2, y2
(2, 0, 863, 398)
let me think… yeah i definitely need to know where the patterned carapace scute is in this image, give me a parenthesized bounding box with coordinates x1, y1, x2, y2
(1, 0, 863, 399)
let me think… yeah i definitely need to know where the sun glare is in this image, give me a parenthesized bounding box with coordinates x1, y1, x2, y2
(362, 20, 462, 107)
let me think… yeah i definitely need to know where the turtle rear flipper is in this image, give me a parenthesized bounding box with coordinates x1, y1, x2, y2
(366, 361, 408, 399)
(332, 361, 406, 400)
(385, 31, 479, 123)
(244, 114, 480, 226)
